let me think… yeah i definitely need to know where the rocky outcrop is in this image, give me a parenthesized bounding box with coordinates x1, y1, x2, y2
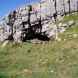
(0, 0, 76, 43)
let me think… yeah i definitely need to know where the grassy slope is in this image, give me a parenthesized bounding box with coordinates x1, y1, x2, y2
(0, 14, 78, 78)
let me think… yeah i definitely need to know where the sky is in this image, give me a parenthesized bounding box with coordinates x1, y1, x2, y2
(0, 0, 39, 17)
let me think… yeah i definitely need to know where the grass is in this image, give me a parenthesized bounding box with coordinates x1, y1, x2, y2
(61, 13, 78, 23)
(0, 14, 78, 78)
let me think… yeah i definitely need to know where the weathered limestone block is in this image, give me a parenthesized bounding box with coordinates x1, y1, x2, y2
(21, 16, 28, 22)
(24, 24, 29, 29)
(13, 19, 22, 29)
(0, 24, 11, 42)
(41, 24, 49, 32)
(13, 30, 22, 43)
(0, 28, 5, 42)
(57, 15, 64, 21)
(46, 25, 57, 38)
(30, 14, 37, 23)
(20, 9, 28, 15)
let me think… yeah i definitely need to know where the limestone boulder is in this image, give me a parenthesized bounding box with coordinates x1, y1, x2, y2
(13, 30, 22, 43)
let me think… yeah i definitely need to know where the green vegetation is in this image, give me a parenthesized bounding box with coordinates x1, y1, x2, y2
(0, 14, 78, 78)
(62, 13, 78, 23)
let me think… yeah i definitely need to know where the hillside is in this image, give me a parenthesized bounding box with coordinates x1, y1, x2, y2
(0, 14, 78, 78)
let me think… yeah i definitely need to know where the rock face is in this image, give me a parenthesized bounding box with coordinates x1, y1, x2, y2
(0, 0, 76, 42)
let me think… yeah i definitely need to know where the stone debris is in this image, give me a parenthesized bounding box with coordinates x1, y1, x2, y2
(58, 23, 63, 27)
(68, 20, 75, 27)
(73, 34, 78, 38)
(1, 40, 9, 48)
(30, 39, 42, 44)
(56, 38, 62, 42)
(58, 27, 66, 33)
(23, 69, 32, 74)
(62, 23, 68, 28)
